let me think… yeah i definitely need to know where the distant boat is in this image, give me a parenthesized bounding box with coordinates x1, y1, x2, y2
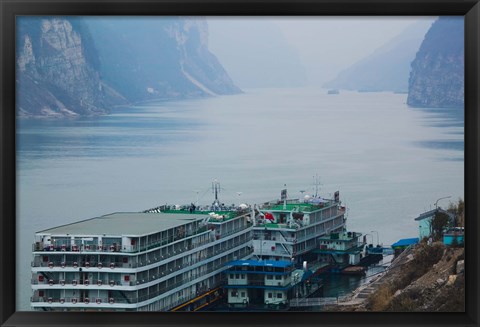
(327, 89, 339, 95)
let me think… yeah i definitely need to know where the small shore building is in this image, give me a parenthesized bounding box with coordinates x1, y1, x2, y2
(391, 238, 419, 257)
(414, 208, 455, 240)
(443, 227, 464, 246)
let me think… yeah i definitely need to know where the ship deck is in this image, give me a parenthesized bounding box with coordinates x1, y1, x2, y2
(35, 212, 207, 237)
(261, 202, 333, 212)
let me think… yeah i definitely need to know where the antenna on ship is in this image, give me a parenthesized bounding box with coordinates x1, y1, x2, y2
(281, 184, 287, 210)
(194, 190, 200, 206)
(313, 174, 322, 198)
(212, 180, 221, 208)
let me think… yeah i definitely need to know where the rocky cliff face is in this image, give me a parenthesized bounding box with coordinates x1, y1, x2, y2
(82, 17, 241, 103)
(16, 18, 119, 118)
(16, 17, 241, 118)
(324, 243, 465, 312)
(366, 243, 465, 312)
(172, 19, 243, 96)
(407, 17, 464, 108)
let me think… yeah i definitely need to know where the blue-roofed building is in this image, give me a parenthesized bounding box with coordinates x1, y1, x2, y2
(391, 238, 419, 248)
(391, 238, 419, 256)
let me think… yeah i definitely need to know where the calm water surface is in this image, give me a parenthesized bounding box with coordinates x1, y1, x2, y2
(16, 87, 464, 310)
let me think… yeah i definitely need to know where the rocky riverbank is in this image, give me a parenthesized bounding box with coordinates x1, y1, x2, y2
(324, 242, 465, 312)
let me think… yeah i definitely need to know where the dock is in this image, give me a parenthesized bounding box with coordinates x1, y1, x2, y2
(290, 297, 347, 307)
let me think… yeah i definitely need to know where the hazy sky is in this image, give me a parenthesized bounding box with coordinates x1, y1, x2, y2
(208, 16, 436, 86)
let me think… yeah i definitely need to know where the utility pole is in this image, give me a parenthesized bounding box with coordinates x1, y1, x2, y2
(434, 196, 451, 210)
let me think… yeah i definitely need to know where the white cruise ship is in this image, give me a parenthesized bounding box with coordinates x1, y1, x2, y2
(253, 189, 346, 269)
(223, 189, 348, 310)
(31, 208, 253, 311)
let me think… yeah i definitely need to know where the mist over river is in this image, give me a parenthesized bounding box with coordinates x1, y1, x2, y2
(16, 87, 464, 310)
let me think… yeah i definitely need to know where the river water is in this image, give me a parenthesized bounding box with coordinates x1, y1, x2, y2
(16, 87, 464, 310)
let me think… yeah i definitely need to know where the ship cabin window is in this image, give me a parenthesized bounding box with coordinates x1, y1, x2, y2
(235, 274, 240, 279)
(275, 275, 282, 280)
(241, 292, 246, 297)
(277, 293, 282, 298)
(266, 275, 273, 280)
(268, 293, 273, 298)
(241, 274, 245, 279)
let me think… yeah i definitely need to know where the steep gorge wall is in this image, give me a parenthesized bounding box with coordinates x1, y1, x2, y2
(16, 18, 117, 118)
(407, 17, 464, 108)
(82, 17, 241, 103)
(16, 17, 241, 118)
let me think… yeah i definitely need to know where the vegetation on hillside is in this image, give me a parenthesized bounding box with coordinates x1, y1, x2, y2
(447, 198, 465, 227)
(366, 242, 464, 312)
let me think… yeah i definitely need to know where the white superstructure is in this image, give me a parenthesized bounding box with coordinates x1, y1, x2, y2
(31, 210, 253, 311)
(253, 190, 346, 268)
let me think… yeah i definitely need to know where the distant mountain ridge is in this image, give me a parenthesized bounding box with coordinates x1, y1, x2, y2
(208, 19, 308, 89)
(16, 17, 241, 118)
(323, 19, 434, 93)
(407, 17, 464, 108)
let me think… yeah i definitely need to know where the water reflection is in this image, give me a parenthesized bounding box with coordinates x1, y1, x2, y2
(16, 110, 204, 161)
(410, 107, 464, 154)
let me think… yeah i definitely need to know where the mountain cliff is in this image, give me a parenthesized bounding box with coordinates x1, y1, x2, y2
(16, 17, 241, 118)
(323, 19, 434, 93)
(83, 17, 241, 102)
(407, 17, 464, 108)
(16, 18, 120, 118)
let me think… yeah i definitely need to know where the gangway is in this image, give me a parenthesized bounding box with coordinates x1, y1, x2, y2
(289, 297, 348, 307)
(170, 287, 223, 312)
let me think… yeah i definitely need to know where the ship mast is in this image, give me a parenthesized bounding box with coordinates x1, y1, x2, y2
(313, 174, 321, 198)
(212, 180, 221, 208)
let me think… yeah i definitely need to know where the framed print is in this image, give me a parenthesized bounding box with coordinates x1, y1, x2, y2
(1, 0, 479, 326)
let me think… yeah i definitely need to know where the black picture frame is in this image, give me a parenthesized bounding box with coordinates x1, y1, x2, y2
(1, 0, 478, 326)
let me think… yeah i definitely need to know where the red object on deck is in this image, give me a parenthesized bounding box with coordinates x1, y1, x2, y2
(264, 212, 274, 221)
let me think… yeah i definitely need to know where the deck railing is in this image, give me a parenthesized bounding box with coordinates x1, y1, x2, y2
(32, 225, 250, 258)
(32, 245, 254, 288)
(31, 255, 244, 305)
(32, 233, 252, 271)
